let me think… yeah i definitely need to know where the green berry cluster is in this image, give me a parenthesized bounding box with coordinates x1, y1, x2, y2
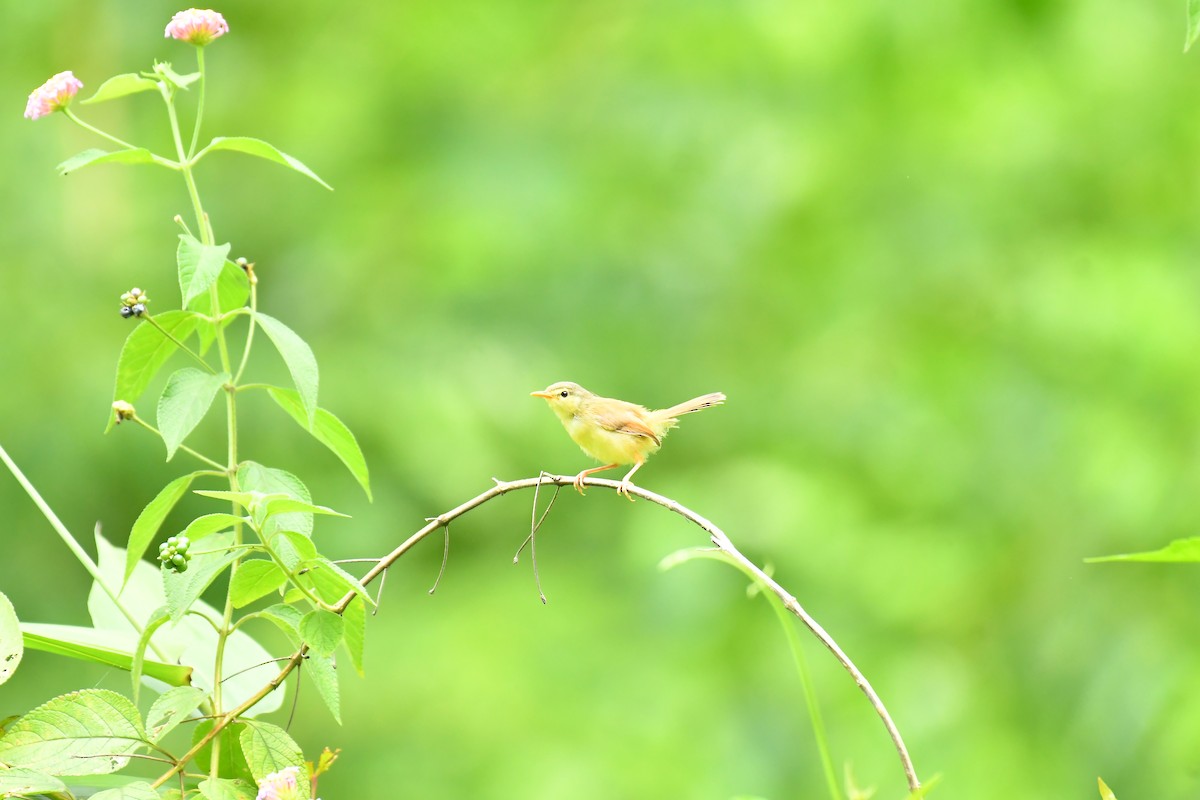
(158, 535, 191, 572)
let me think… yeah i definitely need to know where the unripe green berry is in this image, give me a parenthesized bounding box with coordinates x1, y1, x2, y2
(175, 536, 190, 552)
(167, 536, 179, 547)
(171, 554, 186, 568)
(174, 561, 188, 573)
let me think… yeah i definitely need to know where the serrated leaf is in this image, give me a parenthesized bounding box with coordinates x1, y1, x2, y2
(342, 596, 365, 676)
(89, 536, 283, 714)
(1086, 537, 1200, 563)
(81, 73, 159, 104)
(110, 310, 202, 432)
(0, 767, 67, 796)
(198, 777, 257, 800)
(0, 689, 146, 776)
(193, 489, 260, 509)
(157, 368, 228, 460)
(238, 462, 313, 537)
(21, 623, 192, 687)
(125, 472, 203, 584)
(197, 136, 332, 190)
(177, 234, 233, 308)
(163, 532, 239, 621)
(299, 610, 343, 657)
(230, 560, 287, 608)
(255, 604, 303, 645)
(239, 723, 308, 798)
(305, 654, 341, 724)
(0, 591, 21, 687)
(267, 387, 372, 500)
(89, 781, 162, 799)
(147, 686, 207, 742)
(58, 148, 169, 176)
(254, 313, 318, 426)
(273, 531, 317, 572)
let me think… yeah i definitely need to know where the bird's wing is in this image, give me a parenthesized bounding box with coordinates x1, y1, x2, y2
(591, 404, 662, 445)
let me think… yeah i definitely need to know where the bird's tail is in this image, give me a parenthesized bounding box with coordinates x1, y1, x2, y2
(657, 392, 726, 421)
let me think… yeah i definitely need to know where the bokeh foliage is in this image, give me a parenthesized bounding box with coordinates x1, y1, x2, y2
(3, 1, 1200, 797)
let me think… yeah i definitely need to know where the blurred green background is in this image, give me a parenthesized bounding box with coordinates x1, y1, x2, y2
(3, 0, 1200, 797)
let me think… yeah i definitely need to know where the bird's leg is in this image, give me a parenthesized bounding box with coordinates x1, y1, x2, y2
(573, 463, 619, 494)
(616, 460, 645, 502)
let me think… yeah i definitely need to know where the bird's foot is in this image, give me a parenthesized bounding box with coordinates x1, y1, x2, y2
(616, 479, 637, 502)
(572, 471, 588, 495)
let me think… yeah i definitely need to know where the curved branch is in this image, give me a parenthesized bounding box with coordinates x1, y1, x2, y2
(153, 474, 920, 793)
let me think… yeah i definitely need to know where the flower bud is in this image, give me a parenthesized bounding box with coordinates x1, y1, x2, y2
(165, 9, 229, 46)
(24, 71, 83, 120)
(112, 401, 136, 423)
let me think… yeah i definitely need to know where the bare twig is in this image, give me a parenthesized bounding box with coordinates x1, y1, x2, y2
(152, 474, 920, 794)
(428, 523, 451, 595)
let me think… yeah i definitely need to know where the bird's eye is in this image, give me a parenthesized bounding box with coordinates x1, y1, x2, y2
(560, 390, 569, 398)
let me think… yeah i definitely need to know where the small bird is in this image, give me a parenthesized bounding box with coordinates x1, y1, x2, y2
(530, 381, 726, 500)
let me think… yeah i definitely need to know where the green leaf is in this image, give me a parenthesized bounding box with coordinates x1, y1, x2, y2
(89, 535, 283, 714)
(0, 767, 67, 796)
(267, 387, 372, 500)
(199, 777, 257, 800)
(230, 560, 287, 608)
(149, 61, 200, 91)
(0, 591, 22, 687)
(0, 689, 146, 776)
(1086, 537, 1200, 563)
(193, 489, 260, 509)
(303, 558, 375, 607)
(182, 513, 248, 542)
(110, 310, 202, 431)
(254, 314, 318, 426)
(177, 234, 233, 308)
(81, 73, 159, 104)
(188, 259, 251, 355)
(299, 609, 343, 657)
(89, 781, 162, 799)
(125, 472, 203, 584)
(1188, 0, 1200, 52)
(198, 136, 333, 190)
(305, 654, 341, 724)
(1098, 776, 1117, 800)
(57, 148, 169, 176)
(273, 530, 317, 571)
(263, 496, 348, 519)
(163, 532, 239, 621)
(147, 686, 207, 742)
(342, 596, 366, 676)
(239, 722, 308, 798)
(157, 368, 228, 460)
(238, 462, 313, 537)
(21, 623, 192, 687)
(255, 604, 304, 645)
(131, 608, 172, 705)
(193, 721, 252, 783)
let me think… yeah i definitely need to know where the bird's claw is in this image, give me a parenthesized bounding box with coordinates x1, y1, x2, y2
(617, 480, 636, 502)
(572, 472, 587, 495)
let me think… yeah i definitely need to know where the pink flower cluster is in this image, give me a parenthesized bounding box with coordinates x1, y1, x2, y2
(256, 765, 318, 800)
(23, 71, 83, 120)
(164, 8, 229, 45)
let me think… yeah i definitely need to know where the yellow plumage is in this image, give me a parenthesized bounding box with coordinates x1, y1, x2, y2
(531, 381, 726, 499)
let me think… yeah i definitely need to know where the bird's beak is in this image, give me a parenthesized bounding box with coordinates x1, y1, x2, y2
(530, 391, 553, 399)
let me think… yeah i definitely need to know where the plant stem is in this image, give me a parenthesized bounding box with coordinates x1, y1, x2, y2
(187, 47, 207, 158)
(233, 282, 258, 384)
(62, 108, 140, 150)
(143, 314, 216, 374)
(130, 417, 226, 471)
(165, 77, 243, 780)
(152, 474, 922, 794)
(0, 442, 171, 662)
